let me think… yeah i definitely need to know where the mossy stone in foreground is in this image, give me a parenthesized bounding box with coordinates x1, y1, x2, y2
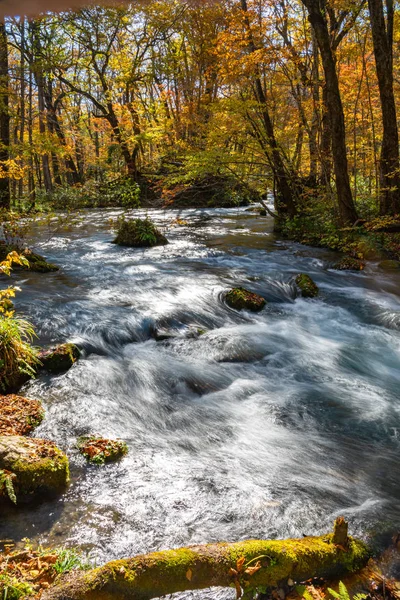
(78, 436, 128, 465)
(0, 395, 44, 436)
(225, 287, 266, 312)
(295, 274, 319, 298)
(332, 257, 365, 271)
(0, 436, 69, 502)
(39, 343, 80, 374)
(114, 218, 168, 248)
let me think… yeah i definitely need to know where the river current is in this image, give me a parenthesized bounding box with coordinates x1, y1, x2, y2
(2, 207, 400, 583)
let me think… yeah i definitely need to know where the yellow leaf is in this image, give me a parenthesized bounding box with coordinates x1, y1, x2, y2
(186, 568, 192, 581)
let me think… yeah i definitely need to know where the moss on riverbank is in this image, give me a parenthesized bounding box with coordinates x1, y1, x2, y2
(0, 244, 58, 273)
(279, 214, 400, 263)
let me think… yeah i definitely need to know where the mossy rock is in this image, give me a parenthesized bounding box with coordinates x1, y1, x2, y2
(77, 436, 128, 465)
(113, 218, 168, 248)
(378, 259, 400, 271)
(0, 244, 59, 273)
(225, 287, 266, 312)
(39, 343, 80, 374)
(295, 273, 319, 298)
(0, 395, 44, 436)
(332, 257, 365, 271)
(0, 436, 69, 503)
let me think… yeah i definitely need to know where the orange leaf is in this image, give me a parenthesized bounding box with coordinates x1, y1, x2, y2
(236, 556, 246, 572)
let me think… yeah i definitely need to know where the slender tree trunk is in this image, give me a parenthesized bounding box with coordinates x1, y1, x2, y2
(301, 0, 358, 225)
(28, 64, 35, 205)
(241, 0, 297, 218)
(30, 20, 52, 194)
(368, 0, 400, 215)
(0, 21, 10, 210)
(18, 18, 26, 200)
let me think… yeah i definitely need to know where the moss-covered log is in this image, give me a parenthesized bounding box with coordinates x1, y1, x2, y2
(43, 521, 370, 600)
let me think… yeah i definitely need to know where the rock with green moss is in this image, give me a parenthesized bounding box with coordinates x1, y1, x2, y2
(378, 259, 400, 271)
(77, 436, 128, 465)
(39, 343, 80, 374)
(0, 436, 69, 503)
(225, 287, 266, 312)
(332, 257, 365, 271)
(114, 218, 168, 248)
(0, 244, 59, 273)
(295, 274, 319, 298)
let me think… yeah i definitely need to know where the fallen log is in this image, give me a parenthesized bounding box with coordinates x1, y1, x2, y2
(43, 519, 370, 600)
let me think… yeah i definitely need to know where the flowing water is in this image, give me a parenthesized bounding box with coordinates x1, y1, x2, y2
(2, 207, 400, 583)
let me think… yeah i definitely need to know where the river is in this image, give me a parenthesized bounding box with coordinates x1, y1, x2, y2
(2, 206, 400, 583)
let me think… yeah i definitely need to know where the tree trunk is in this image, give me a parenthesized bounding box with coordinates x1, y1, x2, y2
(301, 0, 358, 225)
(42, 522, 369, 600)
(241, 0, 297, 218)
(18, 18, 26, 200)
(30, 19, 52, 194)
(368, 0, 400, 215)
(0, 21, 10, 209)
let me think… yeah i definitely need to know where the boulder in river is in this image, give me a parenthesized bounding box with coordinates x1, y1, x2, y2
(0, 395, 44, 436)
(0, 436, 69, 503)
(225, 287, 266, 312)
(332, 257, 365, 271)
(39, 343, 80, 374)
(114, 218, 168, 247)
(0, 243, 59, 273)
(295, 274, 319, 298)
(77, 436, 128, 465)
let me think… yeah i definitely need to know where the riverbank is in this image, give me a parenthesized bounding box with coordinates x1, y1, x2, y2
(279, 214, 400, 266)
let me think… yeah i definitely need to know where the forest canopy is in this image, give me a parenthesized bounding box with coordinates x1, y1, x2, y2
(0, 0, 398, 226)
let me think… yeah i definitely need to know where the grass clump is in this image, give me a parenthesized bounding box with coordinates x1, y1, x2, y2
(0, 251, 39, 393)
(0, 542, 90, 600)
(77, 436, 128, 465)
(113, 217, 168, 247)
(0, 316, 39, 393)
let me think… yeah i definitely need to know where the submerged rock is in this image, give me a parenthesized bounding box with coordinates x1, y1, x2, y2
(114, 218, 168, 247)
(295, 274, 319, 298)
(225, 287, 266, 312)
(77, 436, 128, 465)
(0, 395, 44, 436)
(332, 257, 365, 271)
(39, 343, 80, 374)
(0, 436, 69, 503)
(378, 259, 400, 271)
(0, 243, 59, 273)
